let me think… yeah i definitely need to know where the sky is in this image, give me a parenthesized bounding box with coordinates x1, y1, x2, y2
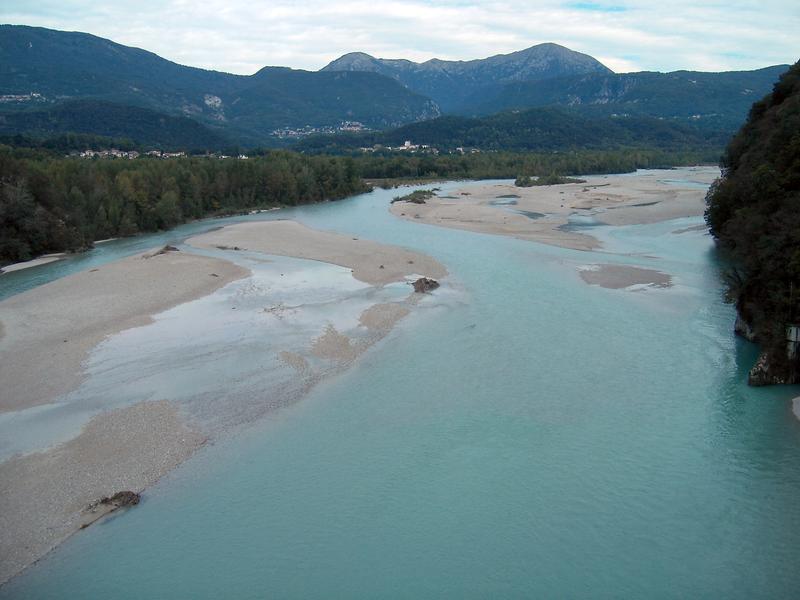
(1, 0, 798, 75)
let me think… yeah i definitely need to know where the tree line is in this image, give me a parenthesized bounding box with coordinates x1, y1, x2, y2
(705, 60, 800, 380)
(0, 149, 363, 264)
(354, 149, 717, 181)
(1, 145, 714, 265)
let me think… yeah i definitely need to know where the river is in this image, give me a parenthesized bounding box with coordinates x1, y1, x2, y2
(2, 170, 799, 598)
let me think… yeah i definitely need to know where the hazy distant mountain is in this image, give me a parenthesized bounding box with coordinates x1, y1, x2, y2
(466, 66, 790, 128)
(322, 43, 613, 111)
(0, 25, 439, 145)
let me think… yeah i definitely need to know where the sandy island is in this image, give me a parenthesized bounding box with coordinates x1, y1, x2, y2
(579, 264, 672, 290)
(0, 248, 247, 584)
(0, 249, 249, 415)
(187, 219, 447, 286)
(0, 220, 446, 585)
(390, 168, 717, 290)
(187, 221, 446, 365)
(390, 168, 719, 253)
(0, 401, 205, 585)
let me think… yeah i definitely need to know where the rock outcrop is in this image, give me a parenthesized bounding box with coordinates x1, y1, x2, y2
(734, 315, 757, 342)
(412, 277, 440, 293)
(748, 352, 799, 386)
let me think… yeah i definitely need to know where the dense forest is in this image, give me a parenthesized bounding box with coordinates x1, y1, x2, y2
(352, 148, 715, 180)
(0, 149, 364, 264)
(705, 60, 800, 384)
(0, 145, 713, 266)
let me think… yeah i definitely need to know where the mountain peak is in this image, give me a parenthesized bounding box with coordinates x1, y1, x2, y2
(323, 52, 380, 71)
(322, 43, 612, 111)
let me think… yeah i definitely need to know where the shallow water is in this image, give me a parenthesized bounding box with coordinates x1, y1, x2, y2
(0, 250, 430, 460)
(2, 170, 800, 598)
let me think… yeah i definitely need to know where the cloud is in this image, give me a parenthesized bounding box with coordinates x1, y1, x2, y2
(1, 0, 798, 74)
(565, 2, 627, 12)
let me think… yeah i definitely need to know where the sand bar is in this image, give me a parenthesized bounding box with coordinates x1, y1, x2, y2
(579, 264, 672, 289)
(0, 249, 249, 415)
(1, 220, 449, 584)
(187, 220, 447, 285)
(390, 167, 719, 251)
(0, 254, 66, 274)
(0, 400, 205, 584)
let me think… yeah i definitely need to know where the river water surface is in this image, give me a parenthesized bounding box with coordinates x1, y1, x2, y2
(2, 170, 799, 598)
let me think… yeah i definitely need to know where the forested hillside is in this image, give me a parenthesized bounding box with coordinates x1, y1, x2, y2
(0, 100, 230, 150)
(0, 25, 439, 145)
(466, 66, 788, 129)
(296, 106, 729, 153)
(705, 60, 800, 384)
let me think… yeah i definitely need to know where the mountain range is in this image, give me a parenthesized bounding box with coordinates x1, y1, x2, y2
(0, 25, 790, 150)
(321, 43, 612, 112)
(0, 25, 438, 147)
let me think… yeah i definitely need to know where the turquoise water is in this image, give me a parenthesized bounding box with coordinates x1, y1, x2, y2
(2, 172, 800, 598)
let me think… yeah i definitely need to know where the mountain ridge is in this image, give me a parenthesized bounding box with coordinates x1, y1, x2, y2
(462, 65, 790, 126)
(0, 25, 789, 151)
(0, 25, 439, 145)
(322, 43, 613, 111)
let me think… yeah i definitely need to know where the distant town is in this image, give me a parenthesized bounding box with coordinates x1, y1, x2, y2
(271, 121, 369, 139)
(359, 140, 481, 155)
(72, 149, 256, 160)
(0, 92, 44, 103)
(70, 143, 481, 159)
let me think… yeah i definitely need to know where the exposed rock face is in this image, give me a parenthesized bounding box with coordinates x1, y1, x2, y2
(734, 314, 757, 342)
(412, 277, 440, 293)
(748, 352, 799, 386)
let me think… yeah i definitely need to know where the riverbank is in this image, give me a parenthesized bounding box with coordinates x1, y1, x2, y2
(0, 220, 447, 585)
(389, 167, 719, 251)
(0, 254, 66, 274)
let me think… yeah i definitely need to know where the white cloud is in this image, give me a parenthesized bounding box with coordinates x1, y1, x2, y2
(1, 0, 798, 74)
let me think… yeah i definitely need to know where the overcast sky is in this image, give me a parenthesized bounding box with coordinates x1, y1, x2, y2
(2, 1, 798, 75)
